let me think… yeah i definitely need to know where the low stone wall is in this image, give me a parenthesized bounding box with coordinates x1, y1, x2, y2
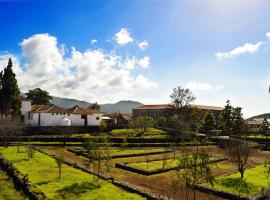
(34, 147, 164, 200)
(116, 158, 227, 176)
(68, 148, 174, 159)
(0, 155, 47, 200)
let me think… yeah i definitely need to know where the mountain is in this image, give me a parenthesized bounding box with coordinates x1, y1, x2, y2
(51, 96, 143, 113)
(247, 113, 270, 120)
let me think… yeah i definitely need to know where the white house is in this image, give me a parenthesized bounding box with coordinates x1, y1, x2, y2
(21, 99, 105, 127)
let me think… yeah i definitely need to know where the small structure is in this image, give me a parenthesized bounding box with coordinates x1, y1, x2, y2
(21, 99, 103, 127)
(107, 112, 132, 126)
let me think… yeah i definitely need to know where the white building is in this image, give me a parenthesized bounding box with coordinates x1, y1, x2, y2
(21, 99, 104, 127)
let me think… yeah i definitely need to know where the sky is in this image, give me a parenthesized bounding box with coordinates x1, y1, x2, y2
(1, 0, 270, 118)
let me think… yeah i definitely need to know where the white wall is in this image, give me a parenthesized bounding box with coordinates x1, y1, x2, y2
(87, 113, 103, 126)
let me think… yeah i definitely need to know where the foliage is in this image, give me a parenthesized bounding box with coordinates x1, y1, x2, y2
(156, 116, 167, 127)
(25, 88, 52, 105)
(261, 117, 269, 133)
(176, 136, 214, 200)
(89, 102, 100, 110)
(226, 138, 252, 179)
(219, 100, 244, 134)
(201, 111, 216, 134)
(0, 58, 21, 117)
(129, 116, 154, 135)
(99, 119, 107, 132)
(0, 147, 145, 200)
(170, 86, 196, 109)
(167, 114, 189, 130)
(55, 155, 64, 179)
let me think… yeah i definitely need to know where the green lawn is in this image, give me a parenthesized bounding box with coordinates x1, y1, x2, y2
(0, 147, 145, 200)
(0, 169, 28, 200)
(110, 128, 167, 137)
(203, 165, 270, 196)
(128, 158, 179, 171)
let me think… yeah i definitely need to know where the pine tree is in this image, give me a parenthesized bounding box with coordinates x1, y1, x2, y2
(261, 117, 269, 133)
(218, 100, 233, 134)
(0, 58, 21, 118)
(201, 110, 216, 134)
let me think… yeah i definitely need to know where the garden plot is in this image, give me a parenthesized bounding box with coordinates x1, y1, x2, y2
(0, 147, 145, 200)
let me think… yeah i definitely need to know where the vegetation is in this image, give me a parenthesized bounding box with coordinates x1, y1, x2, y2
(261, 117, 269, 133)
(0, 169, 27, 200)
(128, 158, 179, 171)
(89, 102, 100, 110)
(219, 100, 244, 134)
(226, 138, 252, 179)
(110, 127, 166, 137)
(170, 86, 196, 109)
(204, 165, 270, 196)
(201, 110, 216, 134)
(55, 155, 64, 179)
(25, 88, 52, 105)
(130, 116, 154, 136)
(0, 58, 21, 117)
(0, 147, 145, 200)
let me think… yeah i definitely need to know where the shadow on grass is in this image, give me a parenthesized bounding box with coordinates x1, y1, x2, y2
(36, 179, 57, 186)
(56, 181, 101, 198)
(218, 178, 256, 194)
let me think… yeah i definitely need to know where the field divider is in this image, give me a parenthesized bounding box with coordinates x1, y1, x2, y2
(115, 158, 228, 176)
(33, 147, 165, 200)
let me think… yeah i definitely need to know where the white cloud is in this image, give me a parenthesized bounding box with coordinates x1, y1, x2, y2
(185, 81, 224, 91)
(138, 40, 149, 50)
(0, 33, 156, 103)
(266, 32, 270, 39)
(137, 56, 150, 69)
(91, 39, 97, 44)
(115, 28, 133, 46)
(215, 41, 262, 59)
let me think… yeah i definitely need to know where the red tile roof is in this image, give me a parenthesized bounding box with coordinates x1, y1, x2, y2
(134, 104, 223, 111)
(29, 105, 100, 114)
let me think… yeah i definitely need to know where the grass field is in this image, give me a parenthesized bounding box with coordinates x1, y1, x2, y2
(0, 147, 145, 200)
(128, 158, 179, 171)
(203, 165, 270, 196)
(110, 128, 167, 137)
(0, 169, 27, 200)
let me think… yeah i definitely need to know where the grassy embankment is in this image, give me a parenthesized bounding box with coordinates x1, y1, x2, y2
(0, 169, 27, 200)
(203, 165, 270, 196)
(0, 147, 145, 200)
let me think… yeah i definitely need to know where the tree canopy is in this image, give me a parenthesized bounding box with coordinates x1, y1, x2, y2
(170, 86, 196, 109)
(89, 102, 100, 110)
(201, 110, 216, 134)
(25, 88, 52, 105)
(0, 58, 21, 118)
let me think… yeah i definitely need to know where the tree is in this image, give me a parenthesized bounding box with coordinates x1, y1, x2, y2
(261, 117, 269, 133)
(226, 138, 252, 180)
(99, 119, 107, 133)
(55, 155, 64, 179)
(130, 115, 154, 135)
(176, 134, 214, 200)
(201, 111, 216, 134)
(0, 117, 24, 147)
(156, 116, 167, 127)
(0, 58, 21, 118)
(25, 88, 52, 105)
(89, 102, 100, 110)
(170, 86, 196, 109)
(219, 100, 244, 134)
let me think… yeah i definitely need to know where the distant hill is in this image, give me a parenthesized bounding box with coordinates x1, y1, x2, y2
(51, 96, 143, 114)
(247, 113, 270, 120)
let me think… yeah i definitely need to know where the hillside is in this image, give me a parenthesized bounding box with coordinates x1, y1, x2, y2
(247, 113, 270, 120)
(51, 96, 143, 114)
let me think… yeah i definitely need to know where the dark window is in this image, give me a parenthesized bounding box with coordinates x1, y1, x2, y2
(68, 113, 70, 116)
(96, 117, 99, 120)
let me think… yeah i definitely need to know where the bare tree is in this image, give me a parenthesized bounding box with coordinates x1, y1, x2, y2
(0, 117, 24, 147)
(55, 155, 64, 179)
(170, 86, 196, 109)
(162, 153, 168, 170)
(226, 138, 252, 179)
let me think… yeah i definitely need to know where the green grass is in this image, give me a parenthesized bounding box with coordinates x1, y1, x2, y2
(0, 169, 28, 200)
(203, 165, 270, 196)
(0, 147, 145, 200)
(110, 128, 167, 137)
(128, 158, 179, 171)
(242, 135, 270, 139)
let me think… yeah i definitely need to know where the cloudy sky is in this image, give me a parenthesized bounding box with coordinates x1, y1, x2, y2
(1, 0, 270, 118)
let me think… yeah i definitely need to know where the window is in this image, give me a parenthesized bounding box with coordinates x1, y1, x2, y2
(68, 113, 70, 116)
(28, 113, 33, 120)
(52, 113, 54, 116)
(96, 117, 99, 120)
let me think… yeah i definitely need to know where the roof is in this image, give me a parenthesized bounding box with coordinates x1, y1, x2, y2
(29, 104, 100, 114)
(133, 104, 223, 111)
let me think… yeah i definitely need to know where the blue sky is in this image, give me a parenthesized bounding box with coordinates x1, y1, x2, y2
(1, 0, 270, 117)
